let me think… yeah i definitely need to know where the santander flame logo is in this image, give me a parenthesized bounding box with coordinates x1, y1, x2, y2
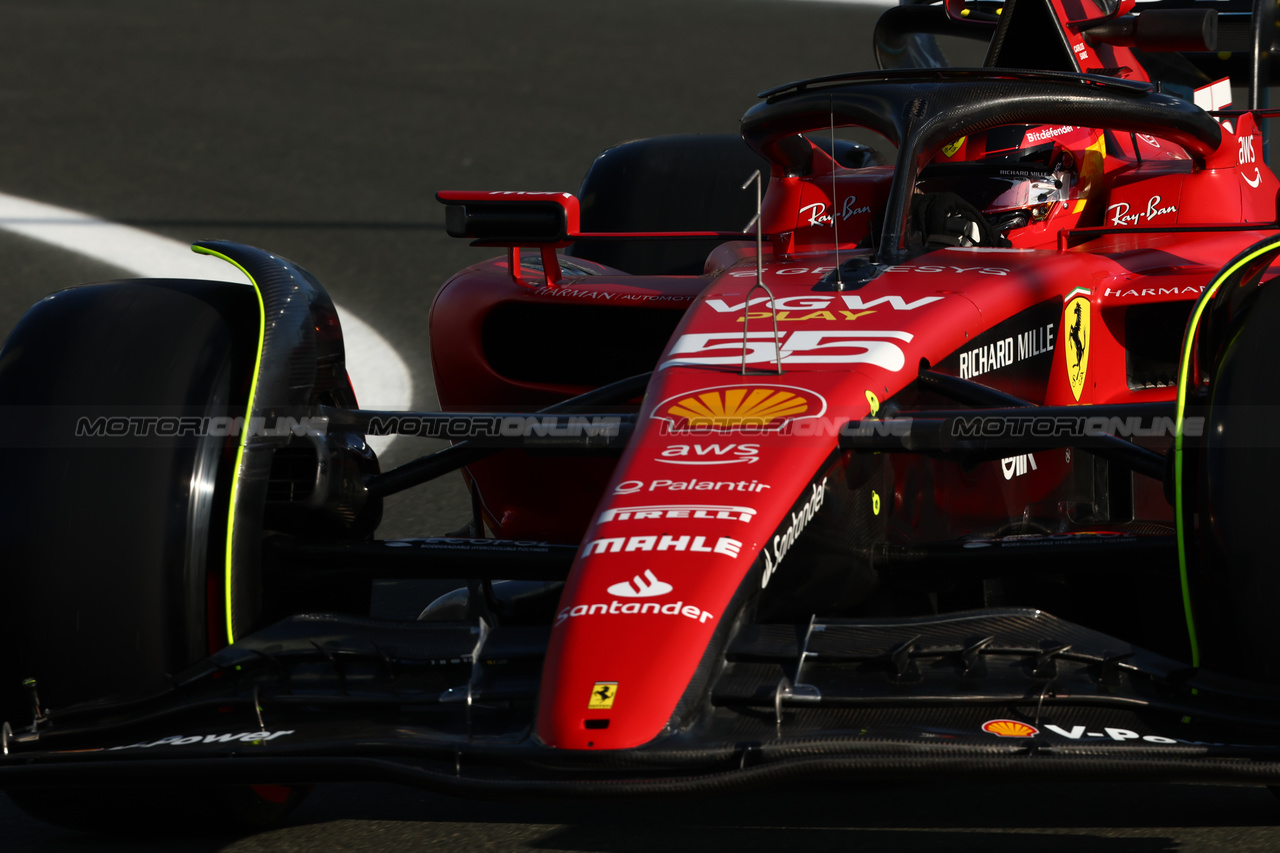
(607, 570, 674, 599)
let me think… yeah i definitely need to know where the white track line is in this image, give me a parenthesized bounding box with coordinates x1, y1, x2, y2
(0, 192, 412, 453)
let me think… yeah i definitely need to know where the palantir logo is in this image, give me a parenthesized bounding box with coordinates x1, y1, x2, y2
(607, 570, 674, 599)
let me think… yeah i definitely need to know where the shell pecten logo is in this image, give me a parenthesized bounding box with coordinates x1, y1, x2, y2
(654, 384, 827, 432)
(982, 719, 1039, 738)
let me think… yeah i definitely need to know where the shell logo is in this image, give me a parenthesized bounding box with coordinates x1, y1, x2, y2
(653, 384, 827, 432)
(982, 719, 1039, 738)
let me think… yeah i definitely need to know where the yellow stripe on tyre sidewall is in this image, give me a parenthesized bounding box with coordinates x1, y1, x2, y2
(191, 244, 267, 647)
(1173, 234, 1280, 668)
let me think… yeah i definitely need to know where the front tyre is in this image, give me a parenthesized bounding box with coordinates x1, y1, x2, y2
(1177, 236, 1280, 680)
(0, 279, 310, 830)
(0, 279, 256, 715)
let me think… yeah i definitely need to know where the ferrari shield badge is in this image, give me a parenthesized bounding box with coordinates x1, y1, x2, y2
(589, 682, 618, 710)
(1064, 294, 1090, 401)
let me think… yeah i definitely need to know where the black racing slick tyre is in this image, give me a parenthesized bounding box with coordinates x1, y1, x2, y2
(0, 279, 257, 719)
(1177, 236, 1280, 682)
(0, 279, 314, 831)
(1192, 278, 1280, 680)
(566, 134, 770, 275)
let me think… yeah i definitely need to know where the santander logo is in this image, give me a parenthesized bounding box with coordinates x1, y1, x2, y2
(607, 570, 674, 598)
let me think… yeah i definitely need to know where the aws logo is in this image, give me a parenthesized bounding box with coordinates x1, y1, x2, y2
(657, 443, 758, 465)
(1064, 293, 1090, 401)
(654, 385, 827, 433)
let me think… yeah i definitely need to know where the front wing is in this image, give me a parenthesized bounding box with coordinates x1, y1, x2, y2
(6, 608, 1280, 794)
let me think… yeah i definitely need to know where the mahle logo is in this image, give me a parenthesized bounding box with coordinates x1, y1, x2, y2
(654, 385, 826, 432)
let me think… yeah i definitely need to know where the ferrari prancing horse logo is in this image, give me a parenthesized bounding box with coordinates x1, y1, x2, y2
(1064, 295, 1090, 401)
(589, 682, 618, 710)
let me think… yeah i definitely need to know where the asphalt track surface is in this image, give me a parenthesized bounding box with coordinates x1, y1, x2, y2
(3, 0, 1280, 849)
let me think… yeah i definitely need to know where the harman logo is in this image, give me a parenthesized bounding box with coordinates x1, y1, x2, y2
(607, 570, 674, 598)
(1064, 294, 1090, 401)
(654, 385, 827, 433)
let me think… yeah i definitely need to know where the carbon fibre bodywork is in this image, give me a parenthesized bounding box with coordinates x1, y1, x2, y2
(10, 608, 1280, 793)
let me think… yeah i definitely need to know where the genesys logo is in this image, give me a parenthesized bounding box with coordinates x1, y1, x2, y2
(761, 478, 827, 587)
(584, 534, 742, 558)
(657, 442, 759, 465)
(615, 478, 771, 495)
(607, 569, 674, 598)
(598, 504, 757, 524)
(652, 385, 827, 433)
(664, 331, 914, 372)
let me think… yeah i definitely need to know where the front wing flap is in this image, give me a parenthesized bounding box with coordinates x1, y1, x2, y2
(6, 608, 1280, 794)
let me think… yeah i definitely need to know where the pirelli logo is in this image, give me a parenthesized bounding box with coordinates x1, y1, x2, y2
(597, 505, 756, 524)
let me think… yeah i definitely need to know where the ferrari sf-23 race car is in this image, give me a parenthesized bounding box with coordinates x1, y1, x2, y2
(6, 0, 1280, 830)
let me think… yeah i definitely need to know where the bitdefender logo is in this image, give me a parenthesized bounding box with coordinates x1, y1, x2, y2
(607, 570, 674, 598)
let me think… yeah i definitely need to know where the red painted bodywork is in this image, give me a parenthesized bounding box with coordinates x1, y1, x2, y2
(428, 6, 1280, 752)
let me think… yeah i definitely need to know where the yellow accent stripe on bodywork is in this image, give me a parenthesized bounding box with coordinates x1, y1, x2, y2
(192, 244, 267, 647)
(1173, 235, 1280, 667)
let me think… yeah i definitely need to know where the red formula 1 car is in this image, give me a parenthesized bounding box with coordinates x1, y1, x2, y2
(5, 0, 1280, 830)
